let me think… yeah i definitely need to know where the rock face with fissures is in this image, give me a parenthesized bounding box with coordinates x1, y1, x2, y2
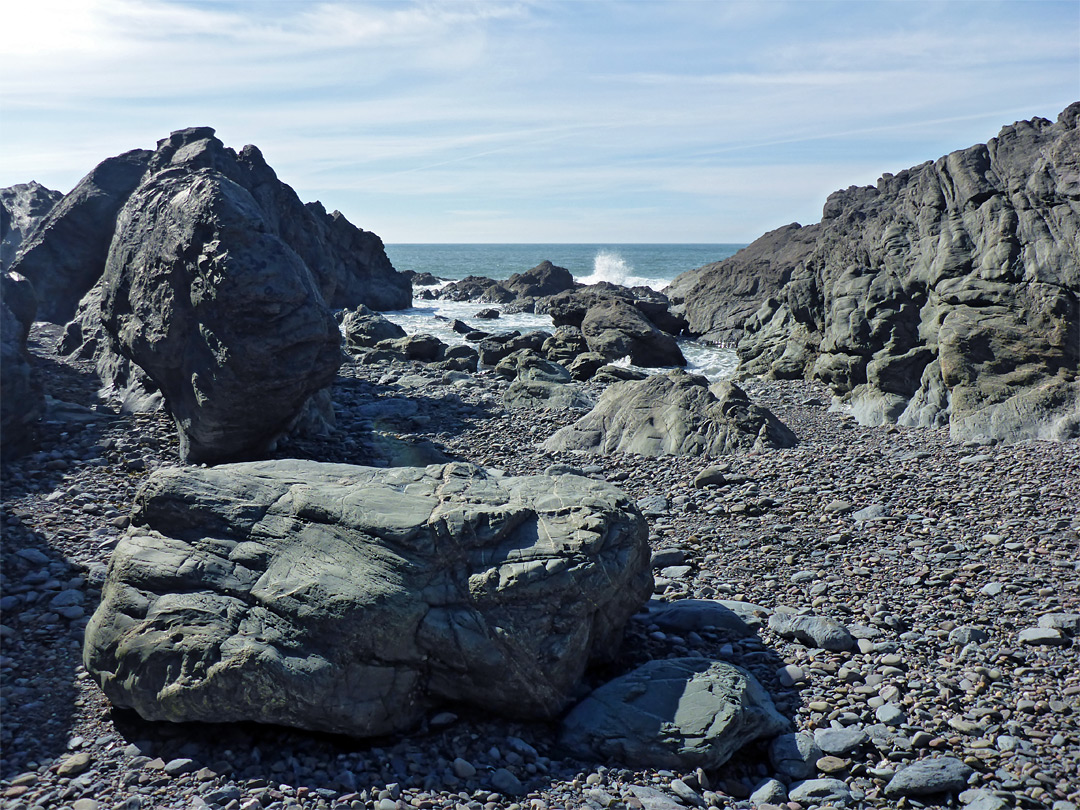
(84, 460, 652, 737)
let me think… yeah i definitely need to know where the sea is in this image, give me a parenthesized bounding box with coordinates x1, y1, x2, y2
(380, 243, 746, 380)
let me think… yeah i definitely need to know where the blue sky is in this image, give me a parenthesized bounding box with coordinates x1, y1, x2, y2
(1, 0, 1077, 243)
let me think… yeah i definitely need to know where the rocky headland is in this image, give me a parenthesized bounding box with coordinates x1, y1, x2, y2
(1, 113, 1079, 810)
(668, 104, 1080, 445)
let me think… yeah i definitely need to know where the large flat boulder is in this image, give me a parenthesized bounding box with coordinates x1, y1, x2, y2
(84, 460, 652, 737)
(544, 370, 797, 457)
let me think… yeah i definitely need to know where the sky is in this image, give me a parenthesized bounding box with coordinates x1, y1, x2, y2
(1, 1, 1077, 244)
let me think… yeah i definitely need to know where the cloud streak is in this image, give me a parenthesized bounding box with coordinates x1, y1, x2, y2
(1, 0, 1076, 242)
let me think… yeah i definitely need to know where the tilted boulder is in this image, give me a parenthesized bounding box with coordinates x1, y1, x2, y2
(1, 181, 63, 270)
(100, 161, 342, 463)
(544, 370, 797, 457)
(83, 460, 652, 737)
(560, 657, 789, 769)
(581, 298, 685, 367)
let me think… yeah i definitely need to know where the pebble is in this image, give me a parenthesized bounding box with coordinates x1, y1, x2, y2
(814, 727, 868, 756)
(769, 732, 823, 780)
(1018, 627, 1070, 646)
(787, 778, 852, 805)
(884, 756, 974, 797)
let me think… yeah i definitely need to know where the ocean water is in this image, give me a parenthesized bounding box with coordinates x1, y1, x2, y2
(379, 243, 746, 380)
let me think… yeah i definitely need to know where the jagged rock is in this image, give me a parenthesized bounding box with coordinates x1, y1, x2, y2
(666, 223, 820, 344)
(438, 276, 514, 303)
(685, 106, 1080, 443)
(1, 272, 44, 458)
(340, 304, 407, 351)
(84, 460, 651, 737)
(16, 127, 408, 326)
(503, 260, 576, 299)
(543, 370, 797, 457)
(99, 137, 343, 463)
(566, 352, 609, 381)
(559, 657, 789, 769)
(542, 325, 591, 364)
(10, 151, 152, 322)
(591, 364, 650, 385)
(538, 283, 683, 335)
(581, 298, 686, 367)
(0, 181, 63, 270)
(433, 344, 479, 373)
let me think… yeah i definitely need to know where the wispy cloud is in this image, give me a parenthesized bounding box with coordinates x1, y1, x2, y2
(1, 0, 1076, 241)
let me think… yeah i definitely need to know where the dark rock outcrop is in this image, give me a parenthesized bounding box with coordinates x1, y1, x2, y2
(666, 222, 820, 344)
(1, 272, 44, 458)
(12, 127, 409, 325)
(544, 370, 797, 457)
(84, 460, 651, 737)
(10, 152, 153, 322)
(503, 260, 576, 299)
(676, 106, 1080, 443)
(0, 181, 63, 270)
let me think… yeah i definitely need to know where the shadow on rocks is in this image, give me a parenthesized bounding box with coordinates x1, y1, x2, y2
(271, 376, 497, 468)
(0, 523, 89, 781)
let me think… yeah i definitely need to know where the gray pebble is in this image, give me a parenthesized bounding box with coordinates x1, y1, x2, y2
(787, 778, 852, 805)
(885, 756, 973, 797)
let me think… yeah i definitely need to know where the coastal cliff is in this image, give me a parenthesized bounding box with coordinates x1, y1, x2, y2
(670, 104, 1079, 443)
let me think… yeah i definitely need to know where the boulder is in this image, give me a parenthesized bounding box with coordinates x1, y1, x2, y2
(503, 260, 576, 299)
(99, 157, 342, 463)
(340, 304, 407, 351)
(708, 105, 1080, 443)
(371, 333, 447, 363)
(767, 611, 856, 652)
(503, 380, 594, 411)
(1, 181, 63, 270)
(538, 283, 679, 333)
(494, 349, 572, 383)
(542, 325, 591, 364)
(566, 352, 609, 381)
(543, 371, 797, 457)
(559, 657, 788, 769)
(581, 299, 685, 367)
(478, 330, 551, 365)
(83, 460, 652, 737)
(438, 276, 513, 303)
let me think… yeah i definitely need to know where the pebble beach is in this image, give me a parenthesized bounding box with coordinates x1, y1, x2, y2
(2, 323, 1078, 810)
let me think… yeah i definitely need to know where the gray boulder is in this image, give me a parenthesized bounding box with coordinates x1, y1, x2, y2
(542, 325, 590, 364)
(478, 330, 551, 365)
(559, 657, 788, 769)
(340, 304, 406, 351)
(100, 159, 342, 463)
(769, 732, 824, 779)
(370, 333, 447, 363)
(84, 460, 652, 737)
(884, 756, 974, 797)
(503, 380, 594, 411)
(581, 298, 685, 367)
(18, 127, 408, 328)
(1, 181, 63, 270)
(543, 370, 797, 457)
(768, 611, 856, 652)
